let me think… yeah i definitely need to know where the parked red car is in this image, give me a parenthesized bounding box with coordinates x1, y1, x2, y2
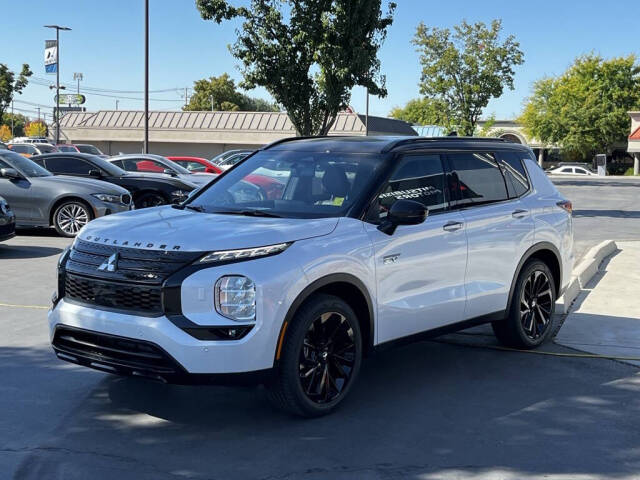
(167, 156, 222, 174)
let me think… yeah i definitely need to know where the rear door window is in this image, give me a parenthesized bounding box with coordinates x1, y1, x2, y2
(448, 152, 508, 207)
(498, 152, 530, 198)
(44, 157, 94, 175)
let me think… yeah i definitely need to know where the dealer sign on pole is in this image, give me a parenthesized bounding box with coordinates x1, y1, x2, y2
(54, 94, 86, 105)
(45, 40, 58, 73)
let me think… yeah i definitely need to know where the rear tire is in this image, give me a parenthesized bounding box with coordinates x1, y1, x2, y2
(492, 259, 556, 349)
(266, 294, 362, 417)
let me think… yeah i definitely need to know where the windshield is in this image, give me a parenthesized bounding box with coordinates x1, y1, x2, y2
(86, 155, 127, 176)
(189, 150, 383, 218)
(0, 151, 52, 177)
(77, 144, 103, 155)
(35, 144, 58, 153)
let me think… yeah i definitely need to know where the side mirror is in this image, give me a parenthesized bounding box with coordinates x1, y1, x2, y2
(163, 168, 177, 177)
(88, 169, 102, 178)
(0, 168, 23, 180)
(378, 199, 428, 235)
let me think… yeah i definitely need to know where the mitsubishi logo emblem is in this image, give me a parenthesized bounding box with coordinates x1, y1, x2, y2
(98, 253, 119, 272)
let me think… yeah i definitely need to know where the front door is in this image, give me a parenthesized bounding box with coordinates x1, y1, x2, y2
(364, 154, 468, 344)
(0, 157, 34, 221)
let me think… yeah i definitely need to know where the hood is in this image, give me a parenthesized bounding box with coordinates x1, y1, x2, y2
(178, 173, 216, 187)
(77, 206, 339, 252)
(119, 172, 197, 190)
(41, 175, 128, 194)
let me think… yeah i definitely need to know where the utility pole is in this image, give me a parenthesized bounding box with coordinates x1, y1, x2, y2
(44, 25, 71, 145)
(365, 86, 369, 136)
(210, 95, 214, 111)
(115, 99, 119, 111)
(37, 107, 41, 121)
(143, 0, 149, 153)
(10, 101, 14, 137)
(184, 87, 189, 108)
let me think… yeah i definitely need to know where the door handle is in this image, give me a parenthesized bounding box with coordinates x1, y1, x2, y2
(512, 209, 529, 219)
(442, 221, 464, 232)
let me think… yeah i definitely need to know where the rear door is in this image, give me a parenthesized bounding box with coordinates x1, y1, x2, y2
(364, 153, 468, 343)
(448, 151, 534, 320)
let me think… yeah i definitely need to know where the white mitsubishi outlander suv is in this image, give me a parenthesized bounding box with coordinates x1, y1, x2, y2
(50, 136, 573, 417)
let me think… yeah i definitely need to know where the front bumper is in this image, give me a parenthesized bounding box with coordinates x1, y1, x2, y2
(0, 215, 16, 242)
(49, 299, 278, 378)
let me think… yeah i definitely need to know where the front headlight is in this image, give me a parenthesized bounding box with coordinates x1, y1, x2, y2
(199, 242, 291, 264)
(215, 275, 256, 322)
(0, 200, 10, 214)
(91, 193, 120, 203)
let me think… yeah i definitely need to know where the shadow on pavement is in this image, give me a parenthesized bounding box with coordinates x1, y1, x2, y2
(11, 338, 640, 480)
(15, 227, 60, 237)
(573, 209, 640, 219)
(0, 244, 63, 259)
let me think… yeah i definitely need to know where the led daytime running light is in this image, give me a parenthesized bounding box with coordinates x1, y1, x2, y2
(199, 242, 291, 264)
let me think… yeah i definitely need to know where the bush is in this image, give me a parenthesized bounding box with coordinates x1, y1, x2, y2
(624, 167, 638, 176)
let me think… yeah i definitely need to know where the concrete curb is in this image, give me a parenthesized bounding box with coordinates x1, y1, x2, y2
(557, 240, 618, 314)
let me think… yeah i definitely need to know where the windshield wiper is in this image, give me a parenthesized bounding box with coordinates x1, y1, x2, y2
(213, 209, 281, 218)
(172, 204, 205, 212)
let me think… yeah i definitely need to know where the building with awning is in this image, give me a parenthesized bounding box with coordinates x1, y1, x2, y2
(58, 110, 417, 158)
(628, 111, 640, 175)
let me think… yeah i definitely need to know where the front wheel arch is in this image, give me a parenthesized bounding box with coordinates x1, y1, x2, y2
(49, 196, 95, 227)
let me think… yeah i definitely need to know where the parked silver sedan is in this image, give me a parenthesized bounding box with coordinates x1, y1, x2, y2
(0, 150, 132, 237)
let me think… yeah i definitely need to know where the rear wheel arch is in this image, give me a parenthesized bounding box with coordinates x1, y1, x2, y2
(275, 273, 374, 364)
(506, 242, 562, 315)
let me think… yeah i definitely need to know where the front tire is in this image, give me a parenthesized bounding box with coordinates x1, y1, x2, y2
(492, 259, 556, 349)
(53, 200, 93, 237)
(267, 294, 362, 417)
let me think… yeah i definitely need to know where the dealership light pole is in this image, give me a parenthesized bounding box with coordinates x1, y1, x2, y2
(143, 0, 149, 153)
(44, 25, 71, 145)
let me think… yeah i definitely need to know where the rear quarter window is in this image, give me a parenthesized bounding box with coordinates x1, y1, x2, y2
(498, 151, 530, 198)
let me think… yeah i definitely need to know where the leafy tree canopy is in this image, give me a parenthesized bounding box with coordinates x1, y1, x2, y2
(196, 0, 396, 136)
(0, 63, 32, 122)
(519, 54, 640, 160)
(0, 112, 29, 138)
(0, 124, 11, 142)
(24, 120, 47, 138)
(183, 73, 278, 112)
(389, 97, 453, 130)
(413, 19, 523, 136)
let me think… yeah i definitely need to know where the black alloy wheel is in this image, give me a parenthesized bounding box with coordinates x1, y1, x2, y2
(492, 259, 556, 349)
(267, 294, 362, 417)
(299, 311, 357, 404)
(520, 270, 553, 340)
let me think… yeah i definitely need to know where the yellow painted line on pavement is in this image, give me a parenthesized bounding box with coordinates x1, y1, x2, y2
(0, 302, 49, 310)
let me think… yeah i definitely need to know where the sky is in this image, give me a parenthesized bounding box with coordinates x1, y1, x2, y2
(2, 0, 638, 123)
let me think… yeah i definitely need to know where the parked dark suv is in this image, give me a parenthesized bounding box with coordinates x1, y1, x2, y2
(32, 153, 197, 209)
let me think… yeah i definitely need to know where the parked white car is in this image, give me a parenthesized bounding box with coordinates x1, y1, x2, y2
(49, 136, 574, 416)
(547, 165, 596, 176)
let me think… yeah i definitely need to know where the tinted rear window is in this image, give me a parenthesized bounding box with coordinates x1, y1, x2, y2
(499, 152, 530, 198)
(449, 152, 508, 206)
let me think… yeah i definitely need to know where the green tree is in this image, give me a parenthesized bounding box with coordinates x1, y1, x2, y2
(24, 120, 47, 138)
(196, 0, 396, 136)
(183, 73, 278, 112)
(0, 63, 33, 122)
(389, 97, 453, 129)
(412, 20, 523, 136)
(0, 112, 28, 138)
(519, 54, 640, 160)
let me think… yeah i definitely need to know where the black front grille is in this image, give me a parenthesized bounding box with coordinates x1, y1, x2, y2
(66, 239, 202, 285)
(65, 273, 163, 315)
(52, 326, 182, 380)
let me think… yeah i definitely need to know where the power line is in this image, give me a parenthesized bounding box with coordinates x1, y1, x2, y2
(31, 75, 183, 94)
(28, 79, 184, 102)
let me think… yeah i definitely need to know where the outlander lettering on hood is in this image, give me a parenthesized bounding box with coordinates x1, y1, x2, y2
(84, 234, 183, 250)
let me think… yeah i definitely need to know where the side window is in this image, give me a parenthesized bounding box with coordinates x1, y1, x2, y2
(45, 157, 93, 175)
(498, 152, 530, 198)
(368, 154, 447, 222)
(110, 160, 124, 168)
(575, 168, 587, 175)
(448, 152, 508, 207)
(560, 167, 572, 173)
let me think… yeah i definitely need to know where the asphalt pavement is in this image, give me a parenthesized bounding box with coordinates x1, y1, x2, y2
(1, 176, 640, 479)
